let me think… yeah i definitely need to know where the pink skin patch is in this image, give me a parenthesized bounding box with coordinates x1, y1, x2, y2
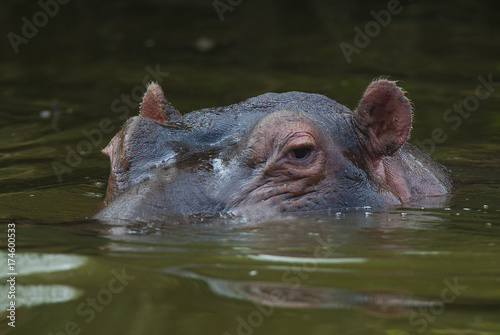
(140, 83, 169, 123)
(354, 79, 412, 157)
(353, 80, 414, 202)
(140, 82, 181, 124)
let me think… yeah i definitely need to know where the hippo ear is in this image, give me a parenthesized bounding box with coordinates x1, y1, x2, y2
(140, 82, 182, 123)
(353, 79, 412, 157)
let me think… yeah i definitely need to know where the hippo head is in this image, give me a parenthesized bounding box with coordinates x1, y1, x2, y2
(95, 80, 452, 222)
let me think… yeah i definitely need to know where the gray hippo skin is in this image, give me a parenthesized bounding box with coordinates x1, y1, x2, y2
(95, 80, 453, 222)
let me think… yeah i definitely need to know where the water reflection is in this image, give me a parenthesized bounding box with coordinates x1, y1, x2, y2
(91, 210, 452, 319)
(161, 263, 435, 318)
(0, 252, 86, 310)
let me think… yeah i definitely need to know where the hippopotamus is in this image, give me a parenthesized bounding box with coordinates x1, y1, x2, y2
(95, 79, 453, 222)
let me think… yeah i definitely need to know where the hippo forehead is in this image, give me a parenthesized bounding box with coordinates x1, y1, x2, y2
(125, 92, 348, 160)
(182, 91, 352, 143)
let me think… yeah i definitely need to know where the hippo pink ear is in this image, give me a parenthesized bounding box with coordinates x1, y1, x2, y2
(353, 79, 412, 157)
(140, 82, 182, 123)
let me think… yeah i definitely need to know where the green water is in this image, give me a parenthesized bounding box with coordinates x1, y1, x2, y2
(1, 1, 499, 334)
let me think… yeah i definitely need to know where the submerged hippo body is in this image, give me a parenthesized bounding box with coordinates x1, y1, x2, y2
(95, 80, 453, 222)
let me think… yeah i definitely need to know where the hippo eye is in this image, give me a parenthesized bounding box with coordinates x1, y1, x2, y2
(282, 134, 317, 164)
(287, 146, 314, 161)
(292, 148, 310, 159)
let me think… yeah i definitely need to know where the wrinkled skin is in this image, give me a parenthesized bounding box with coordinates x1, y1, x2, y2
(95, 80, 453, 222)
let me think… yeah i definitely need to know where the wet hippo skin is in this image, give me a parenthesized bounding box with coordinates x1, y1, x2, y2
(95, 79, 453, 222)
